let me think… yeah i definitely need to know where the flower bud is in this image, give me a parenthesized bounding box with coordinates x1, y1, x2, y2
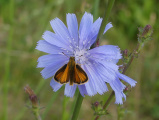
(24, 85, 38, 107)
(123, 49, 128, 57)
(138, 25, 153, 43)
(142, 25, 153, 37)
(94, 101, 100, 107)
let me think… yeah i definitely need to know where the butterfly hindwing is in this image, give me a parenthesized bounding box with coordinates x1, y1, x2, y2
(54, 64, 69, 84)
(74, 65, 88, 84)
(73, 65, 81, 84)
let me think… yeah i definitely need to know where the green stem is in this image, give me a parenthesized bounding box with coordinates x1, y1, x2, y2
(95, 92, 115, 120)
(33, 107, 42, 120)
(62, 96, 69, 120)
(71, 91, 83, 120)
(92, 0, 100, 20)
(92, 0, 115, 48)
(122, 43, 140, 74)
(103, 91, 115, 109)
(68, 90, 79, 120)
(3, 0, 14, 119)
(36, 114, 42, 120)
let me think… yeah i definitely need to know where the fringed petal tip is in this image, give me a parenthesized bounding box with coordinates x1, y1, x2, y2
(64, 84, 77, 98)
(103, 22, 113, 34)
(114, 91, 126, 104)
(50, 79, 63, 92)
(78, 85, 88, 97)
(50, 17, 58, 25)
(117, 72, 137, 87)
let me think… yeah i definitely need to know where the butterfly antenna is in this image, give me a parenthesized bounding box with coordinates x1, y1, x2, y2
(62, 52, 69, 58)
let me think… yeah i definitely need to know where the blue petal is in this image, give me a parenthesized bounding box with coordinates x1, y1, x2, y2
(41, 60, 67, 79)
(93, 61, 117, 83)
(100, 60, 119, 72)
(114, 91, 126, 104)
(82, 65, 97, 96)
(64, 84, 77, 97)
(42, 31, 72, 52)
(50, 78, 63, 92)
(66, 13, 79, 48)
(78, 85, 88, 97)
(90, 59, 127, 104)
(50, 18, 73, 51)
(109, 82, 126, 104)
(103, 22, 113, 34)
(83, 63, 108, 95)
(79, 12, 93, 49)
(86, 22, 112, 49)
(88, 45, 122, 60)
(111, 78, 126, 91)
(85, 17, 102, 49)
(117, 72, 137, 87)
(36, 40, 64, 54)
(37, 54, 68, 68)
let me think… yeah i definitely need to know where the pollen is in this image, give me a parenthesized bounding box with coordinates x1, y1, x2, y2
(74, 49, 89, 64)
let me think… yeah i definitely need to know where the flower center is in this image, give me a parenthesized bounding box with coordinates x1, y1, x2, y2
(74, 49, 89, 64)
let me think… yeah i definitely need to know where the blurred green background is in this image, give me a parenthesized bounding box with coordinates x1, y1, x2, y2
(0, 0, 159, 120)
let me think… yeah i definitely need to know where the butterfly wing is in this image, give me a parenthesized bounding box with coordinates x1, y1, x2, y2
(74, 65, 88, 84)
(73, 65, 81, 84)
(54, 64, 70, 84)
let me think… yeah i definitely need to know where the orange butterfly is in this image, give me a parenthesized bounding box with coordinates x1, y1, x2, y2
(54, 57, 88, 85)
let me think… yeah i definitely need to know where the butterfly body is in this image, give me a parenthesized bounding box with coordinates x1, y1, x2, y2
(54, 57, 88, 85)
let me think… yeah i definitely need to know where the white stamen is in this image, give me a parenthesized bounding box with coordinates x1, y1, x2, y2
(59, 52, 63, 55)
(83, 41, 85, 45)
(61, 48, 66, 50)
(74, 49, 89, 64)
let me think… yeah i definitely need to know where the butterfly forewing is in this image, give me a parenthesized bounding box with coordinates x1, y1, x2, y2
(74, 65, 88, 84)
(54, 64, 69, 84)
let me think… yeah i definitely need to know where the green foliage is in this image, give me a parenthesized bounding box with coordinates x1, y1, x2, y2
(92, 101, 109, 116)
(0, 0, 158, 120)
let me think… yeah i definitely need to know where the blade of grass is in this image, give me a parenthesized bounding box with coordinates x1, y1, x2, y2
(42, 89, 62, 120)
(2, 0, 14, 119)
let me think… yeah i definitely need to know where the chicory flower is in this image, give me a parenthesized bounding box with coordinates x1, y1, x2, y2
(36, 12, 136, 104)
